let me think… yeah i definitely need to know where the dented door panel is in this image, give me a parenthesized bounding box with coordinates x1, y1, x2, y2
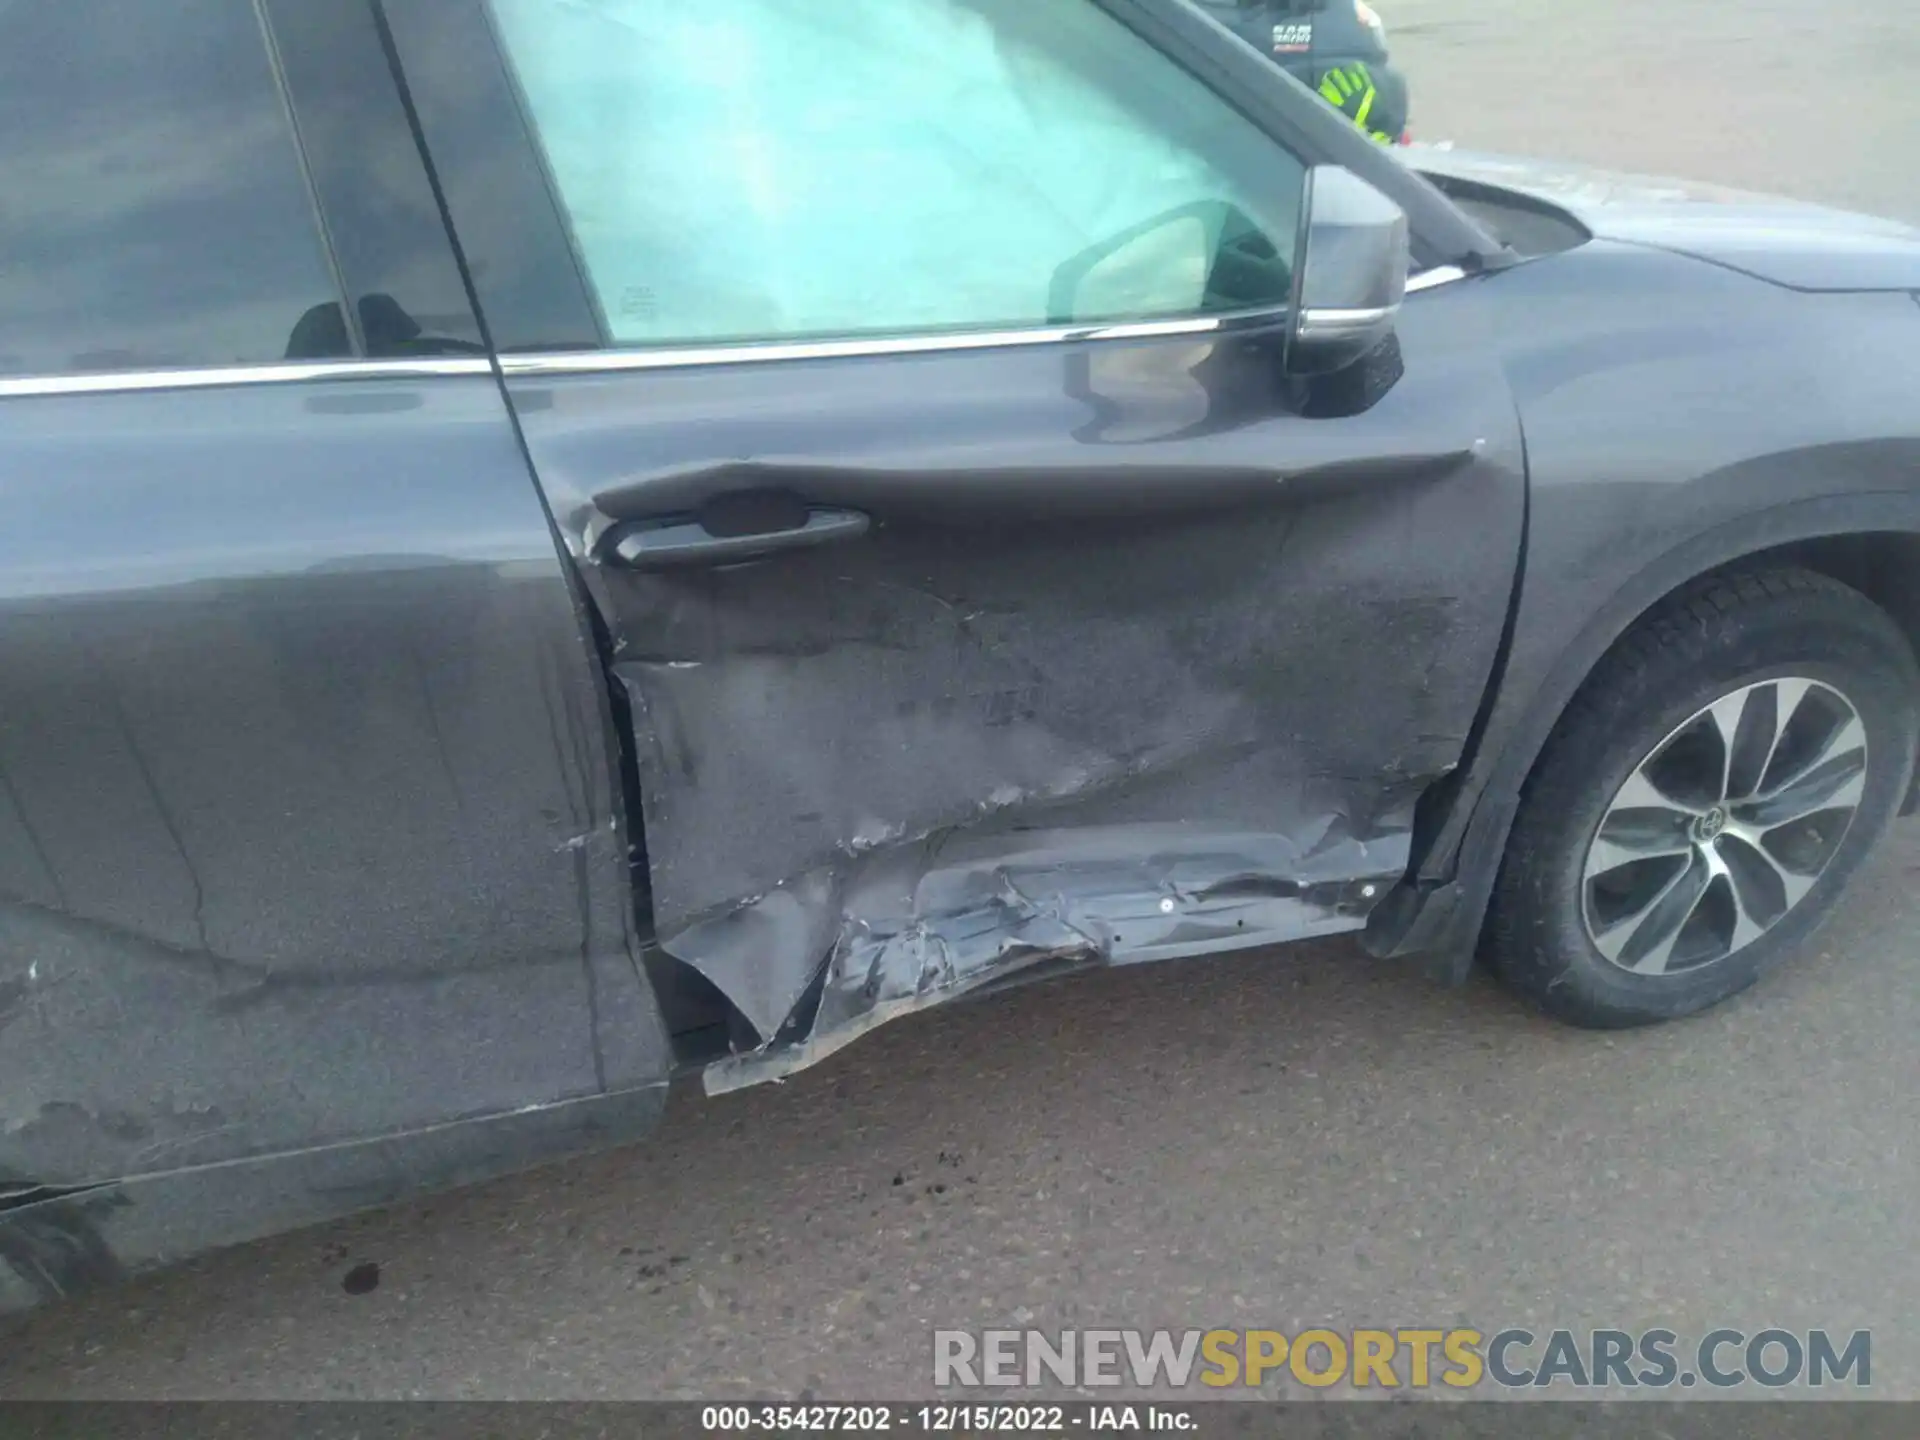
(505, 287, 1525, 1087)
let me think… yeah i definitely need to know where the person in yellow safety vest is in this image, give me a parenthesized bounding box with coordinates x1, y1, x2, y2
(1191, 3, 1412, 144)
(1317, 63, 1400, 145)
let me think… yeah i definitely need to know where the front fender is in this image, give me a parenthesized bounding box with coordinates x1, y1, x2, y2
(1366, 247, 1920, 973)
(1369, 490, 1920, 972)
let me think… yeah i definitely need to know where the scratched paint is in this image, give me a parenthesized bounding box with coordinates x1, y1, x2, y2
(499, 290, 1527, 1088)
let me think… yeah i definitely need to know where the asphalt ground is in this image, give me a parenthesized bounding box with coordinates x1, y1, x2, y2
(3, 0, 1917, 1402)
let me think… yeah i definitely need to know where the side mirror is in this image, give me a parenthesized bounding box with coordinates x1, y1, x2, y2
(1049, 207, 1217, 325)
(1050, 201, 1296, 327)
(1291, 165, 1409, 373)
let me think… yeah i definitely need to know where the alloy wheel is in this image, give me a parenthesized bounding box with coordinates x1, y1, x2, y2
(1580, 677, 1868, 976)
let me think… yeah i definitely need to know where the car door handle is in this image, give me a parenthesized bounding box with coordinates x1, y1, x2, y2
(605, 507, 870, 571)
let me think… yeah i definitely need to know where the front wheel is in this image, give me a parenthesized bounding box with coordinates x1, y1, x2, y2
(1485, 568, 1919, 1028)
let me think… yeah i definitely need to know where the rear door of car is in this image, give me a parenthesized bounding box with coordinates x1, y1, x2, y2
(384, 0, 1527, 1084)
(0, 0, 670, 1242)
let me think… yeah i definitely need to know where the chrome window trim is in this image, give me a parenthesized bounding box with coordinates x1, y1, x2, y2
(0, 357, 494, 399)
(498, 305, 1293, 378)
(1405, 264, 1471, 294)
(1295, 305, 1397, 342)
(0, 279, 1469, 398)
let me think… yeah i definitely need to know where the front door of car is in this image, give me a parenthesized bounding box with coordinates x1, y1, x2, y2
(388, 0, 1526, 1083)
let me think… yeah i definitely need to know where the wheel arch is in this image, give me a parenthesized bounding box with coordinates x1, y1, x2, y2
(1366, 492, 1920, 977)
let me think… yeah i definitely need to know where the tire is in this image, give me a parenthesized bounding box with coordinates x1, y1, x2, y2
(1485, 567, 1920, 1028)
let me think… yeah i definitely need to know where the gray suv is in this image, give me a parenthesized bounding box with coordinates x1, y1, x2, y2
(3, 0, 1920, 1310)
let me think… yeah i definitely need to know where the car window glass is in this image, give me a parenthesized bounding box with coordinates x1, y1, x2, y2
(487, 0, 1306, 348)
(0, 0, 347, 377)
(262, 0, 487, 358)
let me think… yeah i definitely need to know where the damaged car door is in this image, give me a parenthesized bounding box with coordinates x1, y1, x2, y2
(387, 0, 1526, 1085)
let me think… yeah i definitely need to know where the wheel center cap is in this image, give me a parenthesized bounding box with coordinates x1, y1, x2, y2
(1693, 807, 1728, 843)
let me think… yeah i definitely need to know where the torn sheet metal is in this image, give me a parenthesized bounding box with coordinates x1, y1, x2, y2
(602, 439, 1511, 1094)
(504, 287, 1528, 1091)
(698, 819, 1405, 1094)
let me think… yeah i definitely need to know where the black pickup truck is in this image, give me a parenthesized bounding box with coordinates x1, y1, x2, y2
(1195, 0, 1411, 142)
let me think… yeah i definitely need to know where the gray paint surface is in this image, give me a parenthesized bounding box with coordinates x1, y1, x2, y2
(0, 378, 671, 1270)
(512, 292, 1524, 1083)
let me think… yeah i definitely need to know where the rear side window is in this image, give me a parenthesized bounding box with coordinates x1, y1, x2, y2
(0, 0, 347, 378)
(486, 0, 1305, 349)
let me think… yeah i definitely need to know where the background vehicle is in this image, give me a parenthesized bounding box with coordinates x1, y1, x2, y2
(1193, 0, 1411, 142)
(2, 0, 1918, 1314)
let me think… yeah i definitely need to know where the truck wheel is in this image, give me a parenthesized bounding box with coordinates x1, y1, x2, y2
(1484, 568, 1919, 1028)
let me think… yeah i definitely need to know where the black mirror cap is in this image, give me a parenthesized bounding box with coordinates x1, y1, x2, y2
(1291, 164, 1410, 374)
